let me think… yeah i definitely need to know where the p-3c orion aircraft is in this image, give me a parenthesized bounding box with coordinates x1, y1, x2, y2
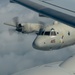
(9, 0, 75, 51)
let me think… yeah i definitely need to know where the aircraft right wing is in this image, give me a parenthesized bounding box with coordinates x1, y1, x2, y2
(11, 0, 75, 27)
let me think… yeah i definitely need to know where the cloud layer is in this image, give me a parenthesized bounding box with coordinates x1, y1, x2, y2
(0, 0, 75, 75)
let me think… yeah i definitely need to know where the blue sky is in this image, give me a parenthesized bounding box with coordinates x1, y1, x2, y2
(0, 0, 75, 75)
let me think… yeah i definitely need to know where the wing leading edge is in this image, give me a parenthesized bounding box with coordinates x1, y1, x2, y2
(11, 0, 75, 27)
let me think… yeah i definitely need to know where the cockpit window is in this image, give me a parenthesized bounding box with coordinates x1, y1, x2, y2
(50, 28, 56, 36)
(40, 31, 50, 35)
(51, 31, 56, 36)
(44, 31, 50, 35)
(38, 28, 56, 36)
(38, 29, 44, 35)
(39, 30, 50, 36)
(41, 31, 44, 35)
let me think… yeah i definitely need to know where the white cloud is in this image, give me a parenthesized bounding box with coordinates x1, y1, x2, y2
(0, 0, 75, 75)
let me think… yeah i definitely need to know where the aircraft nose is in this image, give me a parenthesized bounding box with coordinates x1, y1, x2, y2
(32, 38, 48, 50)
(33, 40, 43, 50)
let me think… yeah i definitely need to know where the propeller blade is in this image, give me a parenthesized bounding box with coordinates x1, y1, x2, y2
(8, 28, 16, 35)
(4, 23, 16, 27)
(17, 34, 25, 42)
(13, 17, 19, 27)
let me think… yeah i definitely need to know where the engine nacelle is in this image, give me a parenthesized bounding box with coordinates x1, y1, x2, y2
(22, 23, 43, 33)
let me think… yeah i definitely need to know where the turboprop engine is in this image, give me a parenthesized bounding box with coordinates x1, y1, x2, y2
(4, 17, 44, 34)
(21, 23, 43, 33)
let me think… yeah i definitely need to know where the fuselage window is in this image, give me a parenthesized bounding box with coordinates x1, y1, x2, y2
(68, 31, 70, 36)
(57, 32, 59, 34)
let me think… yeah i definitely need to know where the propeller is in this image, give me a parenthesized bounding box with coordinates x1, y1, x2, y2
(4, 18, 45, 35)
(13, 17, 23, 32)
(4, 17, 24, 35)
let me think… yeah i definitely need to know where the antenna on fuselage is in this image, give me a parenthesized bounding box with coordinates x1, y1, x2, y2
(53, 21, 59, 25)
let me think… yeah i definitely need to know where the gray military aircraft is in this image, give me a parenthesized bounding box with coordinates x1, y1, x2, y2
(9, 0, 75, 51)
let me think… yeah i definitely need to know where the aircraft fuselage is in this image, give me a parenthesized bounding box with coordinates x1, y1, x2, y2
(33, 23, 75, 50)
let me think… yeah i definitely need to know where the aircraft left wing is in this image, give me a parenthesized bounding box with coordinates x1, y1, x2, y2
(11, 0, 75, 27)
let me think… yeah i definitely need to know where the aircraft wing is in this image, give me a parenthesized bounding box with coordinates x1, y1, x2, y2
(11, 0, 75, 27)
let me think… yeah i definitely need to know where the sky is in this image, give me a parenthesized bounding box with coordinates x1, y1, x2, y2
(0, 0, 75, 75)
